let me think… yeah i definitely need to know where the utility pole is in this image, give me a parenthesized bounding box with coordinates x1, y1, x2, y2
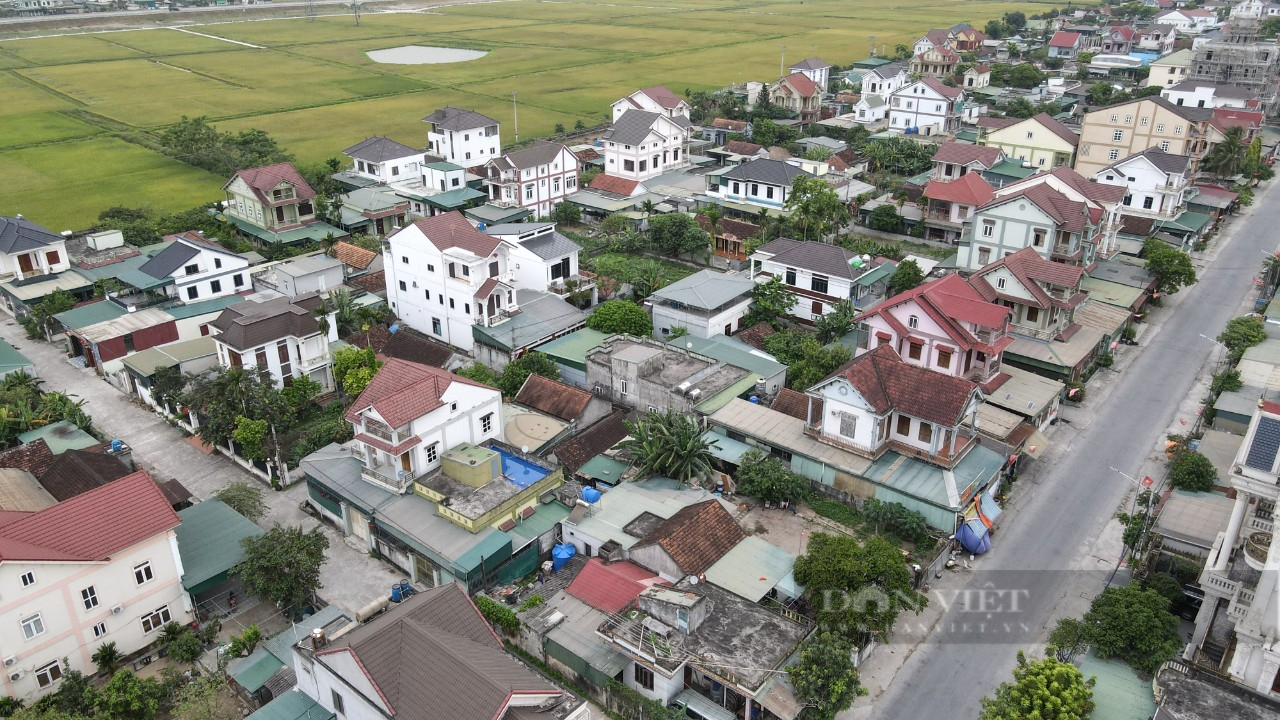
(780, 44, 786, 77)
(512, 91, 519, 143)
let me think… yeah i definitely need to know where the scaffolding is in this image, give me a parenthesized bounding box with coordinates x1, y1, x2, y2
(1189, 0, 1280, 115)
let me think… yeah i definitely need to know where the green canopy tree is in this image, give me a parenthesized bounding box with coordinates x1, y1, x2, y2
(620, 410, 716, 485)
(1048, 617, 1091, 663)
(867, 204, 902, 233)
(1083, 583, 1182, 673)
(1168, 450, 1216, 491)
(815, 299, 857, 344)
(734, 450, 808, 504)
(1204, 125, 1248, 180)
(748, 276, 798, 327)
(1218, 315, 1267, 355)
(793, 533, 927, 642)
(94, 670, 164, 720)
(788, 632, 864, 720)
(495, 351, 559, 398)
(215, 482, 267, 522)
(887, 259, 924, 296)
(234, 524, 330, 615)
(978, 651, 1096, 720)
(648, 213, 709, 258)
(785, 175, 850, 242)
(1143, 239, 1196, 296)
(587, 300, 652, 336)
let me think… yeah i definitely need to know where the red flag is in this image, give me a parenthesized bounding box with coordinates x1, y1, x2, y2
(1142, 475, 1154, 489)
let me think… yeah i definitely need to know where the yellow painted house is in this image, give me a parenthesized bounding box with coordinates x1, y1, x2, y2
(980, 112, 1080, 172)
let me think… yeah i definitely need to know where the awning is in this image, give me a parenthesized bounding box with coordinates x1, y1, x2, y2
(230, 648, 283, 692)
(774, 569, 804, 600)
(980, 491, 1003, 524)
(1024, 429, 1049, 459)
(702, 431, 754, 464)
(755, 672, 804, 720)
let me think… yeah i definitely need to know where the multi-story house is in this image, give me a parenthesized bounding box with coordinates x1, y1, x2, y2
(1075, 96, 1211, 177)
(646, 269, 755, 339)
(209, 293, 338, 391)
(852, 62, 909, 124)
(910, 45, 959, 79)
(857, 273, 1012, 386)
(1139, 24, 1179, 54)
(922, 172, 996, 242)
(1096, 147, 1193, 220)
(483, 141, 579, 218)
(138, 232, 251, 303)
(930, 142, 1005, 182)
(0, 215, 71, 283)
(600, 111, 692, 183)
(788, 57, 832, 90)
(1154, 8, 1221, 33)
(948, 23, 986, 50)
(888, 78, 964, 136)
(1163, 80, 1256, 109)
(344, 358, 503, 493)
(422, 107, 501, 169)
(749, 238, 895, 321)
(980, 112, 1080, 170)
(483, 221, 595, 304)
(769, 73, 823, 123)
(611, 86, 691, 122)
(912, 28, 952, 56)
(383, 211, 517, 352)
(341, 137, 425, 186)
(222, 162, 321, 240)
(1100, 25, 1138, 53)
(1146, 48, 1193, 87)
(705, 158, 811, 210)
(1049, 31, 1085, 58)
(963, 64, 992, 89)
(804, 343, 984, 469)
(957, 167, 1126, 271)
(967, 247, 1087, 343)
(0, 472, 182, 701)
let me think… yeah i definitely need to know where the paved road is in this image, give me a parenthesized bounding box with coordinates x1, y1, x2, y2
(870, 182, 1280, 719)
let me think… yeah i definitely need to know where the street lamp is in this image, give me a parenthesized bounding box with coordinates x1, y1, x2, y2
(1111, 466, 1156, 565)
(1199, 333, 1229, 371)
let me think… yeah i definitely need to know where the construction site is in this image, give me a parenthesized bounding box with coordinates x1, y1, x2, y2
(1189, 0, 1280, 116)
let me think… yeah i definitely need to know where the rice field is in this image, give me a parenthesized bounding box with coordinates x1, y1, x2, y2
(0, 0, 1057, 230)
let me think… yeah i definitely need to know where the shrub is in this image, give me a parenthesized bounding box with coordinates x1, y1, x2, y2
(1169, 451, 1216, 492)
(475, 596, 520, 634)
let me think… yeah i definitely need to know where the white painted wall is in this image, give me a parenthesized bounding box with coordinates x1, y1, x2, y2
(650, 297, 752, 340)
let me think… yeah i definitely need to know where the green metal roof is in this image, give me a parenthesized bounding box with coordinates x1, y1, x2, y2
(54, 301, 125, 331)
(507, 502, 571, 548)
(855, 263, 894, 287)
(696, 372, 759, 415)
(852, 57, 893, 68)
(163, 295, 245, 320)
(121, 336, 217, 378)
(246, 690, 335, 720)
(222, 215, 345, 245)
(986, 159, 1038, 180)
(1080, 277, 1144, 310)
(464, 204, 531, 225)
(703, 430, 753, 465)
(1157, 210, 1211, 235)
(0, 341, 33, 376)
(1076, 652, 1156, 720)
(533, 328, 611, 366)
(229, 647, 283, 692)
(18, 421, 98, 454)
(174, 499, 264, 594)
(577, 454, 629, 485)
(424, 161, 464, 172)
(424, 186, 486, 209)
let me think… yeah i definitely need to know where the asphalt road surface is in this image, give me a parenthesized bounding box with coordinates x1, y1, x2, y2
(872, 181, 1279, 719)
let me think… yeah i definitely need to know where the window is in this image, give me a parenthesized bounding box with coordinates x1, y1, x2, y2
(784, 267, 797, 285)
(811, 300, 823, 316)
(839, 412, 857, 438)
(20, 571, 34, 587)
(908, 341, 922, 360)
(1140, 117, 1149, 126)
(981, 220, 995, 237)
(526, 185, 534, 200)
(978, 247, 991, 265)
(462, 265, 470, 277)
(1026, 307, 1040, 322)
(431, 318, 442, 336)
(1109, 114, 1118, 123)
(398, 279, 407, 292)
(141, 606, 171, 633)
(811, 275, 829, 294)
(427, 264, 435, 273)
(184, 263, 199, 276)
(426, 443, 439, 464)
(332, 690, 345, 716)
(1143, 196, 1155, 209)
(896, 415, 911, 436)
(21, 613, 45, 640)
(907, 315, 919, 329)
(766, 186, 774, 200)
(1174, 125, 1183, 135)
(1160, 141, 1170, 152)
(624, 160, 635, 172)
(424, 289, 430, 300)
(1156, 123, 1165, 133)
(402, 256, 409, 264)
(1033, 228, 1046, 248)
(233, 273, 244, 288)
(186, 286, 199, 300)
(134, 561, 154, 585)
(449, 298, 456, 309)
(464, 303, 470, 314)
(1112, 130, 1124, 142)
(35, 660, 61, 689)
(210, 279, 222, 294)
(82, 586, 98, 610)
(918, 422, 933, 443)
(620, 379, 629, 396)
(937, 348, 952, 369)
(1124, 115, 1133, 124)
(1108, 149, 1120, 160)
(92, 622, 106, 638)
(996, 276, 1006, 290)
(481, 413, 494, 434)
(751, 183, 759, 196)
(634, 664, 655, 691)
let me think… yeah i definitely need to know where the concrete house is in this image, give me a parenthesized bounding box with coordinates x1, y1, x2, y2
(1096, 147, 1193, 220)
(483, 142, 580, 218)
(1101, 25, 1138, 54)
(749, 238, 894, 321)
(853, 63, 909, 124)
(789, 57, 832, 89)
(1154, 8, 1220, 34)
(948, 23, 987, 51)
(857, 273, 1013, 386)
(484, 221, 595, 304)
(706, 158, 811, 210)
(1048, 31, 1085, 58)
(913, 28, 953, 56)
(1137, 24, 1179, 55)
(137, 232, 250, 303)
(0, 216, 71, 283)
(1163, 80, 1256, 109)
(910, 45, 960, 79)
(922, 172, 996, 243)
(342, 136, 425, 186)
(769, 73, 823, 123)
(0, 472, 182, 701)
(967, 247, 1088, 343)
(583, 336, 752, 416)
(930, 142, 1006, 182)
(600, 111, 692, 183)
(888, 78, 964, 136)
(645, 269, 755, 339)
(1075, 96, 1211, 177)
(611, 86, 692, 122)
(963, 64, 992, 89)
(980, 112, 1080, 170)
(1146, 48, 1194, 87)
(423, 107, 501, 169)
(627, 500, 745, 582)
(252, 253, 345, 297)
(209, 293, 338, 391)
(222, 162, 337, 245)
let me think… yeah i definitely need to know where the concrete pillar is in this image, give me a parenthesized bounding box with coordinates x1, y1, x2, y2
(1184, 594, 1218, 660)
(1216, 493, 1251, 572)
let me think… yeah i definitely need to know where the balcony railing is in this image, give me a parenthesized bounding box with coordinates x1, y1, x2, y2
(298, 352, 329, 370)
(362, 421, 394, 443)
(924, 209, 962, 227)
(1010, 322, 1059, 341)
(1245, 531, 1272, 570)
(361, 464, 412, 494)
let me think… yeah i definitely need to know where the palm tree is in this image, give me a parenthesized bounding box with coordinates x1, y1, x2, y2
(640, 199, 656, 231)
(702, 205, 723, 257)
(92, 641, 122, 676)
(1205, 126, 1248, 181)
(620, 410, 716, 485)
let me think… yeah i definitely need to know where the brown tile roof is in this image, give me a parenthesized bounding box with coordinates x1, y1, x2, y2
(924, 173, 994, 206)
(321, 583, 564, 720)
(1119, 215, 1156, 237)
(695, 215, 759, 241)
(589, 173, 640, 197)
(861, 273, 1011, 352)
(1029, 112, 1081, 147)
(710, 118, 748, 131)
(736, 322, 776, 351)
(770, 387, 814, 422)
(379, 327, 453, 368)
(987, 183, 1093, 233)
(968, 247, 1085, 311)
(37, 449, 131, 502)
(0, 440, 54, 478)
(724, 140, 765, 156)
(576, 148, 602, 163)
(349, 270, 386, 294)
(932, 142, 1003, 168)
(333, 241, 377, 270)
(228, 162, 316, 206)
(638, 86, 686, 110)
(209, 293, 325, 351)
(515, 374, 592, 422)
(551, 409, 628, 473)
(828, 344, 978, 426)
(777, 72, 820, 97)
(1049, 31, 1082, 48)
(977, 116, 1019, 130)
(920, 76, 963, 99)
(344, 358, 494, 428)
(398, 211, 501, 258)
(632, 499, 744, 576)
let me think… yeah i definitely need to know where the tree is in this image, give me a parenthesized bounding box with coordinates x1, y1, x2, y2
(1004, 97, 1036, 119)
(92, 641, 122, 676)
(234, 524, 329, 614)
(748, 276, 798, 327)
(281, 374, 322, 411)
(1006, 63, 1046, 89)
(95, 670, 164, 720)
(764, 330, 852, 390)
(214, 482, 267, 522)
(985, 19, 1005, 39)
(785, 175, 849, 242)
(1142, 572, 1184, 607)
(1169, 450, 1216, 491)
(1083, 583, 1182, 673)
(793, 533, 927, 641)
(648, 213, 709, 257)
(867, 204, 902, 233)
(332, 346, 382, 396)
(232, 416, 269, 461)
(860, 136, 935, 175)
(1143, 239, 1196, 295)
(734, 450, 808, 504)
(600, 213, 630, 236)
(788, 632, 863, 720)
(150, 365, 186, 412)
(893, 43, 912, 60)
(620, 410, 716, 485)
(156, 116, 291, 177)
(815, 299, 857, 344)
(228, 624, 263, 657)
(587, 300, 652, 336)
(1218, 316, 1267, 355)
(166, 629, 203, 666)
(496, 351, 559, 398)
(1204, 125, 1248, 180)
(550, 201, 580, 224)
(978, 651, 1095, 720)
(1003, 11, 1026, 28)
(1089, 82, 1119, 106)
(26, 289, 76, 339)
(171, 676, 239, 720)
(574, 119, 586, 131)
(886, 259, 924, 296)
(1048, 617, 1090, 663)
(454, 362, 501, 388)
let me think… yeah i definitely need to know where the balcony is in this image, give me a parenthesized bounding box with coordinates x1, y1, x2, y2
(1010, 322, 1059, 341)
(802, 424, 977, 469)
(475, 308, 514, 327)
(361, 463, 413, 494)
(549, 271, 597, 298)
(924, 208, 963, 228)
(298, 352, 329, 371)
(803, 425, 881, 458)
(1244, 531, 1271, 571)
(1051, 242, 1083, 262)
(361, 420, 395, 443)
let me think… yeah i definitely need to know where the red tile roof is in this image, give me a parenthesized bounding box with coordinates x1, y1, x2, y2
(1049, 31, 1082, 48)
(736, 321, 776, 351)
(1107, 25, 1137, 41)
(0, 440, 54, 478)
(0, 471, 178, 562)
(632, 500, 744, 576)
(639, 86, 685, 110)
(349, 270, 385, 294)
(695, 214, 759, 241)
(710, 118, 748, 131)
(771, 387, 815, 422)
(968, 247, 1085, 310)
(987, 183, 1094, 233)
(920, 76, 963, 99)
(924, 173, 994, 206)
(932, 142, 1003, 168)
(1211, 107, 1263, 133)
(229, 162, 316, 206)
(779, 72, 820, 97)
(566, 558, 667, 613)
(398, 211, 501, 258)
(333, 241, 377, 270)
(828, 344, 979, 427)
(862, 273, 1011, 353)
(515, 374, 592, 421)
(589, 173, 641, 197)
(344, 358, 495, 428)
(724, 140, 765, 155)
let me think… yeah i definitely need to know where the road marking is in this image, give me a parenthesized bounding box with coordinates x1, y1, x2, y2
(171, 26, 262, 48)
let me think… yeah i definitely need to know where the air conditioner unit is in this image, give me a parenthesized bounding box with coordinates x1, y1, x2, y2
(110, 604, 124, 615)
(676, 381, 693, 395)
(688, 388, 702, 401)
(2, 656, 15, 667)
(8, 672, 22, 682)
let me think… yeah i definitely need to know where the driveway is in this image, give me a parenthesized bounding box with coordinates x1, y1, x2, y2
(0, 318, 400, 615)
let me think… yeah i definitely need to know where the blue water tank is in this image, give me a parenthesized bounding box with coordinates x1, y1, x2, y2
(110, 439, 123, 453)
(749, 395, 760, 404)
(552, 543, 576, 572)
(580, 486, 602, 504)
(388, 323, 400, 334)
(400, 579, 412, 597)
(390, 583, 403, 603)
(477, 222, 487, 231)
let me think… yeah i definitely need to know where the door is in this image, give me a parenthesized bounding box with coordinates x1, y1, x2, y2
(275, 206, 285, 223)
(400, 453, 412, 474)
(17, 255, 33, 273)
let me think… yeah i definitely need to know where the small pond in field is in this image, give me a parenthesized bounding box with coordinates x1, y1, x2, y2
(365, 45, 488, 65)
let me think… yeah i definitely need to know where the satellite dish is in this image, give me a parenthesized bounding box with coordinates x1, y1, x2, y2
(687, 575, 699, 585)
(522, 445, 529, 453)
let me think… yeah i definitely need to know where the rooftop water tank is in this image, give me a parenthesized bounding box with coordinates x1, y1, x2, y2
(552, 543, 577, 572)
(581, 486, 602, 504)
